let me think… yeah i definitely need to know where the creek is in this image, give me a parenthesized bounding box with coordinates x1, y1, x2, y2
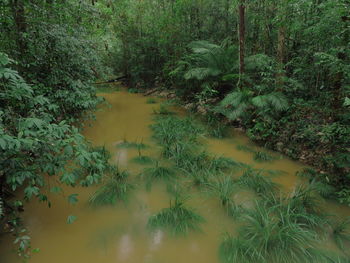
(1, 89, 349, 263)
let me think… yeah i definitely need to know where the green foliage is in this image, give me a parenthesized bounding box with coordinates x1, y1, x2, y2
(153, 103, 174, 115)
(141, 162, 176, 190)
(67, 215, 77, 224)
(217, 90, 288, 121)
(253, 151, 278, 162)
(331, 217, 350, 251)
(219, 200, 324, 263)
(170, 40, 238, 100)
(89, 170, 133, 207)
(146, 98, 157, 104)
(238, 168, 279, 196)
(0, 53, 110, 222)
(236, 145, 255, 153)
(131, 155, 155, 165)
(205, 175, 237, 206)
(147, 197, 204, 235)
(68, 194, 79, 205)
(209, 156, 246, 172)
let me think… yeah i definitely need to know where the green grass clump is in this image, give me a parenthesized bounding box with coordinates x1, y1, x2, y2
(146, 98, 157, 104)
(153, 103, 174, 115)
(147, 198, 204, 235)
(209, 156, 246, 172)
(151, 115, 204, 146)
(141, 162, 176, 189)
(331, 217, 350, 251)
(131, 155, 154, 165)
(96, 85, 120, 93)
(236, 144, 255, 153)
(128, 88, 141, 93)
(238, 168, 279, 196)
(219, 199, 325, 263)
(187, 169, 212, 188)
(205, 175, 237, 206)
(296, 167, 319, 178)
(89, 170, 133, 207)
(296, 169, 336, 199)
(253, 151, 278, 162)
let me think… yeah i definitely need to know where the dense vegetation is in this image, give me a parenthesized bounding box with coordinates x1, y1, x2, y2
(105, 0, 350, 204)
(0, 0, 111, 257)
(0, 0, 349, 262)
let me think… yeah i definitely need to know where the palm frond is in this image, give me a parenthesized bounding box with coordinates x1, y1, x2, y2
(184, 67, 221, 80)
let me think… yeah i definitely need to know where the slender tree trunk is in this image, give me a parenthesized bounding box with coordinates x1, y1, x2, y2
(333, 12, 349, 116)
(276, 25, 286, 90)
(225, 0, 230, 34)
(238, 0, 245, 88)
(11, 0, 27, 57)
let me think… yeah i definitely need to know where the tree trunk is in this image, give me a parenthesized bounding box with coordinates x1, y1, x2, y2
(225, 0, 230, 34)
(332, 8, 349, 116)
(238, 0, 245, 88)
(11, 0, 27, 57)
(276, 25, 286, 90)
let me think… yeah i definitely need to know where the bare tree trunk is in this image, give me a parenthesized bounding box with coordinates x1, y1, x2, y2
(238, 0, 245, 88)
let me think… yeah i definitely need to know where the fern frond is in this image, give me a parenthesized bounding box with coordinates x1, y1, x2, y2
(188, 40, 220, 53)
(184, 67, 221, 80)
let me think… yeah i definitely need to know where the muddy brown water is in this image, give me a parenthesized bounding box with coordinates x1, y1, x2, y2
(1, 90, 349, 262)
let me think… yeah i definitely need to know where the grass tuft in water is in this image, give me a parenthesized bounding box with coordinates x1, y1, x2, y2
(253, 151, 278, 162)
(89, 170, 133, 207)
(209, 156, 246, 172)
(331, 217, 350, 251)
(225, 200, 244, 219)
(141, 162, 176, 189)
(238, 168, 279, 196)
(187, 169, 212, 188)
(236, 144, 255, 153)
(205, 175, 237, 206)
(147, 197, 204, 235)
(131, 155, 154, 165)
(146, 98, 157, 104)
(219, 199, 326, 263)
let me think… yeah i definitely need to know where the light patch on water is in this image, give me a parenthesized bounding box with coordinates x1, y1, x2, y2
(117, 234, 134, 261)
(149, 229, 164, 251)
(116, 148, 128, 168)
